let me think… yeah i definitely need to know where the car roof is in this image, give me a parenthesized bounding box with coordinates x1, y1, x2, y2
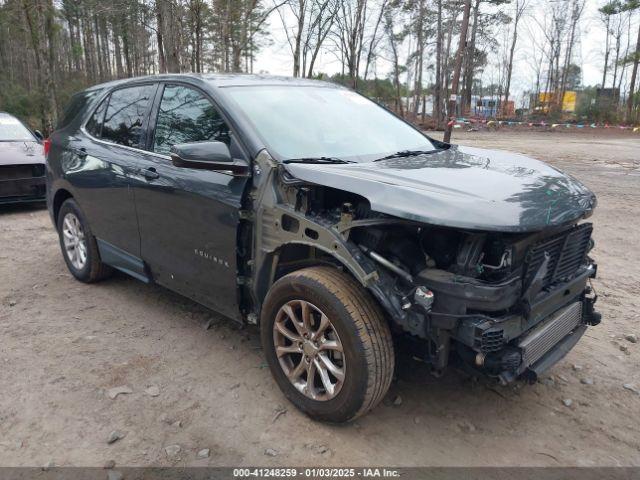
(75, 74, 345, 158)
(84, 73, 341, 92)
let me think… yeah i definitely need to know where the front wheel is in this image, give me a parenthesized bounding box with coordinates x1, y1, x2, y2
(260, 266, 394, 422)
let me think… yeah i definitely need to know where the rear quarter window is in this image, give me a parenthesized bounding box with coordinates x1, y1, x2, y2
(85, 97, 108, 138)
(57, 90, 99, 130)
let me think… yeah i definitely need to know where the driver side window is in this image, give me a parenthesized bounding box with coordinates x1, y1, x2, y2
(153, 85, 230, 155)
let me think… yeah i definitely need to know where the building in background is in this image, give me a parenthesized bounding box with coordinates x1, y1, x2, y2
(470, 96, 515, 118)
(533, 91, 578, 114)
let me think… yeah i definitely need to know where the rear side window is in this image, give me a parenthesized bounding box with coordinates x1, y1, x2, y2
(153, 84, 230, 155)
(85, 97, 107, 138)
(101, 84, 155, 148)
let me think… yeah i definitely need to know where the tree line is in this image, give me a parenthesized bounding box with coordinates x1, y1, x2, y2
(1, 0, 639, 133)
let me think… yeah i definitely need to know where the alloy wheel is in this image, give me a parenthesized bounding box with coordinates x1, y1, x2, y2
(273, 299, 346, 401)
(62, 212, 87, 270)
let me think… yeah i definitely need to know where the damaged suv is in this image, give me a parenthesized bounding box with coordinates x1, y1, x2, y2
(47, 74, 600, 422)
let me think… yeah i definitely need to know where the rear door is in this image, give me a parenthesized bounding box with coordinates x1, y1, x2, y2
(132, 83, 249, 320)
(66, 84, 157, 270)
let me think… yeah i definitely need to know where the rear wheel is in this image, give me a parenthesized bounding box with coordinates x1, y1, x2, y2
(57, 198, 112, 283)
(261, 266, 394, 422)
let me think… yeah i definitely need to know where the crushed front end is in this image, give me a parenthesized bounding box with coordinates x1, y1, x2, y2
(347, 211, 600, 384)
(255, 147, 601, 385)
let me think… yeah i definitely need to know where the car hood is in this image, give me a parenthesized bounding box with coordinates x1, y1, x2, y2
(284, 145, 596, 232)
(0, 141, 44, 165)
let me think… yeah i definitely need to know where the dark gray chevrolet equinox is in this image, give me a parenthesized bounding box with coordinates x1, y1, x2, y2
(47, 74, 601, 422)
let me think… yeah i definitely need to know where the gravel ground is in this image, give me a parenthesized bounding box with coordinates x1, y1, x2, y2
(0, 130, 639, 467)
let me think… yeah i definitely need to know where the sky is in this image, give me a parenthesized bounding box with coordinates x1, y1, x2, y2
(253, 1, 631, 103)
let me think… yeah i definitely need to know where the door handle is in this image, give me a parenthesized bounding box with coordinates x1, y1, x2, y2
(142, 167, 160, 180)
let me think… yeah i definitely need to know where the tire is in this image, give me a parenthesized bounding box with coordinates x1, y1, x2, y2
(260, 266, 394, 422)
(57, 198, 112, 283)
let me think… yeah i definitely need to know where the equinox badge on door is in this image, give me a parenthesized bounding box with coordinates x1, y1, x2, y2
(194, 248, 229, 268)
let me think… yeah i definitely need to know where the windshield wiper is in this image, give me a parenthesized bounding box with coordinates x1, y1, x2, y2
(283, 156, 355, 165)
(373, 149, 438, 162)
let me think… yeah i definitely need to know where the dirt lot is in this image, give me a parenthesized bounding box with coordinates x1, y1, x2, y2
(1, 130, 639, 467)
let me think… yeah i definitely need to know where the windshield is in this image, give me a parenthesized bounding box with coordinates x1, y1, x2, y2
(0, 116, 35, 142)
(225, 85, 435, 162)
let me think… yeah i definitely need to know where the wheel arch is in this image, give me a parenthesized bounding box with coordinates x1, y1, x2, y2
(52, 188, 74, 225)
(253, 241, 403, 333)
(255, 241, 355, 301)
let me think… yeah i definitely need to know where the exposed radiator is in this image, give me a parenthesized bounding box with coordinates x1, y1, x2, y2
(523, 223, 593, 290)
(518, 301, 582, 366)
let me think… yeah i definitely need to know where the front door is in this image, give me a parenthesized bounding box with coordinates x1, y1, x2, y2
(133, 84, 249, 320)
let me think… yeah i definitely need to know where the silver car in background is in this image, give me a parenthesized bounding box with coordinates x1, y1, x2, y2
(0, 112, 46, 205)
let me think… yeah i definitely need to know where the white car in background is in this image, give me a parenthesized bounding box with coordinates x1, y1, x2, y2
(0, 112, 46, 205)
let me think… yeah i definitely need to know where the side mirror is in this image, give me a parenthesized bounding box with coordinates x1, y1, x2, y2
(170, 141, 249, 175)
(33, 130, 44, 141)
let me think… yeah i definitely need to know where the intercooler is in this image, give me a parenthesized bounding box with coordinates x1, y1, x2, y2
(518, 301, 583, 366)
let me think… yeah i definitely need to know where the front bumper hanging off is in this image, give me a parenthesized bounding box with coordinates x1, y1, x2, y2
(458, 293, 599, 384)
(516, 297, 597, 382)
(417, 262, 600, 383)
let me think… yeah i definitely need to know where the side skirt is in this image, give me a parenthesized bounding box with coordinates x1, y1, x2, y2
(96, 238, 151, 283)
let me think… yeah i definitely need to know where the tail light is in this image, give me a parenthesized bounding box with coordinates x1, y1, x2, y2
(43, 138, 51, 159)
